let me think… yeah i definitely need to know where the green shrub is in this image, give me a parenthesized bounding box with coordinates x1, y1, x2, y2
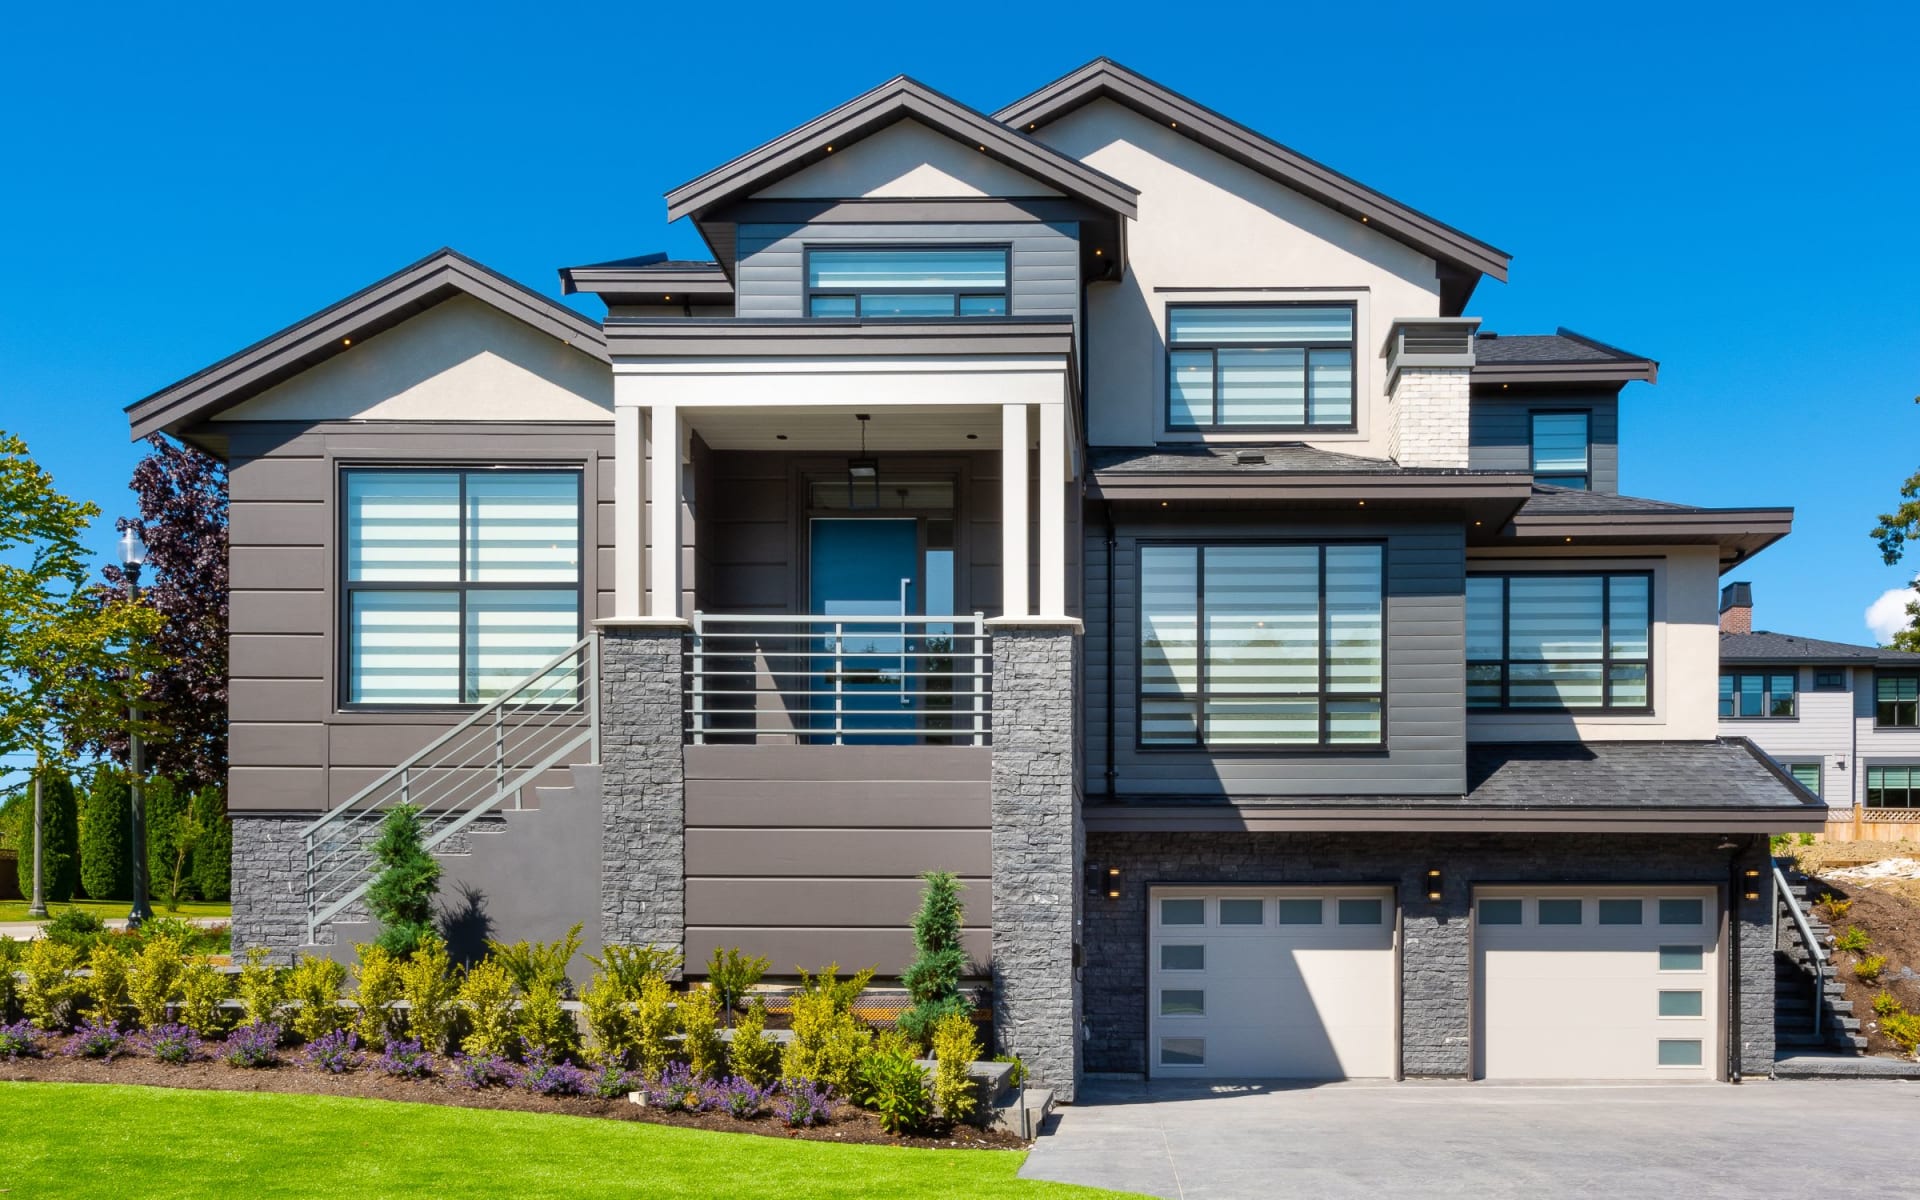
(175, 960, 228, 1035)
(783, 966, 873, 1095)
(0, 936, 21, 1018)
(488, 923, 584, 995)
(128, 934, 187, 1029)
(795, 962, 875, 1014)
(899, 872, 970, 1046)
(365, 804, 440, 957)
(706, 946, 768, 1023)
(1835, 926, 1871, 955)
(236, 947, 286, 1026)
(144, 776, 199, 908)
(992, 1053, 1027, 1091)
(86, 942, 130, 1022)
(680, 985, 726, 1080)
(1821, 893, 1855, 919)
(857, 1042, 932, 1134)
(42, 908, 104, 951)
(1856, 954, 1890, 985)
(13, 772, 79, 903)
(1797, 832, 1817, 847)
(350, 944, 405, 1049)
(457, 959, 519, 1059)
(517, 977, 578, 1062)
(20, 938, 86, 1029)
(1884, 1011, 1920, 1054)
(582, 941, 674, 996)
(629, 975, 679, 1077)
(1874, 991, 1904, 1018)
(188, 786, 231, 901)
(730, 997, 781, 1088)
(580, 971, 630, 1067)
(79, 770, 132, 902)
(931, 1010, 981, 1123)
(400, 937, 457, 1052)
(286, 954, 347, 1043)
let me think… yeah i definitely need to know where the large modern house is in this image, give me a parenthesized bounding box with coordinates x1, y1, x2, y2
(1718, 582, 1920, 838)
(125, 58, 1824, 1096)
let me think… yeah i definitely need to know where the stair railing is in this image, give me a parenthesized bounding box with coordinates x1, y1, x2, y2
(300, 633, 598, 943)
(1774, 860, 1825, 1042)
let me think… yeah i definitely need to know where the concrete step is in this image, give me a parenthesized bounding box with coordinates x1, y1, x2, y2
(990, 1087, 1056, 1140)
(1775, 1052, 1919, 1079)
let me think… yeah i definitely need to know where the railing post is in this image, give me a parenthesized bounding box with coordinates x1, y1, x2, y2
(494, 705, 509, 808)
(305, 834, 316, 945)
(400, 768, 410, 809)
(691, 611, 706, 746)
(834, 622, 845, 747)
(588, 633, 601, 763)
(974, 612, 987, 747)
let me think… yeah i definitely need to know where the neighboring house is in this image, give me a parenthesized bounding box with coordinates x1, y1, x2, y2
(124, 58, 1821, 1094)
(1718, 581, 1920, 837)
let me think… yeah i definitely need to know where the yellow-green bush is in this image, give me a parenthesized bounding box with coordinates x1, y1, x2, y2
(782, 967, 873, 1095)
(1883, 1011, 1920, 1054)
(86, 942, 130, 1023)
(350, 944, 405, 1049)
(1874, 990, 1904, 1018)
(580, 970, 632, 1067)
(630, 975, 679, 1077)
(236, 947, 285, 1026)
(20, 938, 86, 1030)
(457, 959, 519, 1058)
(128, 934, 187, 1029)
(399, 937, 457, 1053)
(175, 960, 228, 1035)
(287, 954, 348, 1042)
(518, 976, 579, 1061)
(730, 997, 781, 1088)
(679, 985, 725, 1080)
(1856, 954, 1890, 985)
(930, 1010, 980, 1123)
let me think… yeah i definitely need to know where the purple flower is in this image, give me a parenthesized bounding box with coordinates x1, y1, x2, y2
(647, 1061, 710, 1112)
(591, 1063, 639, 1099)
(376, 1039, 435, 1079)
(224, 1021, 283, 1068)
(519, 1048, 589, 1097)
(775, 1077, 837, 1128)
(0, 1020, 43, 1060)
(142, 1024, 205, 1065)
(716, 1075, 768, 1119)
(448, 1053, 514, 1090)
(67, 1017, 128, 1060)
(301, 1029, 361, 1074)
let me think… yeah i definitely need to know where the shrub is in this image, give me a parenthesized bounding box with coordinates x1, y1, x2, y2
(930, 1011, 981, 1123)
(86, 942, 130, 1024)
(224, 1021, 282, 1068)
(1835, 926, 1871, 955)
(1874, 991, 1904, 1018)
(144, 1023, 204, 1065)
(188, 786, 232, 902)
(366, 804, 440, 957)
(301, 1029, 362, 1074)
(679, 985, 726, 1080)
(858, 1043, 932, 1134)
(591, 1063, 639, 1100)
(0, 1019, 42, 1059)
(143, 776, 201, 909)
(175, 960, 228, 1037)
(581, 970, 632, 1068)
(1820, 893, 1855, 919)
(899, 872, 970, 1046)
(79, 769, 132, 902)
(400, 936, 457, 1053)
(706, 946, 769, 1023)
(490, 923, 584, 995)
(1797, 832, 1816, 847)
(519, 1048, 589, 1097)
(716, 1075, 768, 1119)
(377, 1038, 435, 1079)
(127, 934, 186, 1029)
(1856, 954, 1889, 985)
(518, 975, 579, 1062)
(775, 1078, 838, 1128)
(43, 908, 105, 952)
(0, 936, 21, 1017)
(992, 1053, 1027, 1091)
(14, 772, 79, 903)
(795, 962, 874, 1014)
(650, 1061, 709, 1112)
(629, 975, 679, 1078)
(448, 1052, 513, 1090)
(236, 947, 285, 1026)
(456, 959, 519, 1059)
(68, 1016, 128, 1059)
(350, 944, 405, 1050)
(730, 997, 782, 1089)
(286, 954, 348, 1043)
(584, 943, 679, 996)
(20, 937, 86, 1030)
(783, 966, 873, 1095)
(1883, 1011, 1920, 1055)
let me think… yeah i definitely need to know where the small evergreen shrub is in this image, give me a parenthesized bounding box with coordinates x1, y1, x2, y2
(782, 965, 873, 1095)
(899, 872, 970, 1046)
(1856, 954, 1889, 984)
(301, 1029, 362, 1074)
(286, 954, 348, 1043)
(399, 936, 457, 1053)
(68, 1016, 128, 1060)
(858, 1045, 932, 1134)
(143, 1024, 204, 1065)
(0, 1019, 42, 1059)
(365, 804, 441, 957)
(729, 997, 782, 1088)
(128, 934, 186, 1029)
(679, 985, 726, 1080)
(1874, 991, 1904, 1018)
(448, 1052, 514, 1090)
(456, 959, 519, 1059)
(930, 1010, 981, 1123)
(581, 970, 632, 1067)
(706, 946, 769, 1022)
(20, 938, 87, 1030)
(517, 975, 579, 1062)
(489, 924, 583, 995)
(775, 1078, 837, 1128)
(376, 1038, 435, 1079)
(583, 942, 678, 995)
(174, 960, 228, 1036)
(1883, 1011, 1920, 1055)
(1835, 926, 1871, 955)
(42, 909, 105, 951)
(236, 947, 286, 1026)
(0, 936, 21, 1017)
(224, 1021, 282, 1068)
(518, 1048, 589, 1096)
(86, 942, 130, 1024)
(992, 1053, 1027, 1091)
(629, 975, 679, 1078)
(350, 944, 406, 1050)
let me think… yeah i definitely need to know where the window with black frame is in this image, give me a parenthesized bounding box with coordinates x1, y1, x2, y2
(1531, 411, 1590, 489)
(805, 247, 1008, 319)
(1466, 573, 1652, 709)
(1867, 766, 1920, 808)
(1166, 305, 1355, 430)
(341, 468, 582, 706)
(1138, 543, 1383, 748)
(1877, 673, 1920, 727)
(1718, 670, 1797, 718)
(1787, 762, 1823, 796)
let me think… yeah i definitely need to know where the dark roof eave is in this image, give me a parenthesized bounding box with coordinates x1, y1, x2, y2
(602, 317, 1077, 361)
(1503, 509, 1792, 564)
(1091, 471, 1534, 503)
(1471, 360, 1658, 385)
(1085, 804, 1824, 834)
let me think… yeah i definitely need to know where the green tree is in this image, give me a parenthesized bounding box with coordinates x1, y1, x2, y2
(190, 785, 231, 901)
(11, 771, 78, 902)
(1871, 400, 1920, 652)
(897, 871, 971, 1045)
(366, 804, 441, 957)
(79, 768, 131, 900)
(144, 775, 202, 908)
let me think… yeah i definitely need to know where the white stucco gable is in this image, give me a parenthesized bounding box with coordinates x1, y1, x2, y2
(756, 118, 1066, 200)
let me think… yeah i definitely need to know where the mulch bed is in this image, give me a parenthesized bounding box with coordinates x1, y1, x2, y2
(0, 1055, 1025, 1150)
(1807, 878, 1920, 1056)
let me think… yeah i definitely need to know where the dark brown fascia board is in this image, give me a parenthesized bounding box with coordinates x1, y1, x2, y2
(1499, 508, 1792, 570)
(663, 76, 1140, 224)
(995, 59, 1511, 283)
(1085, 803, 1826, 834)
(560, 266, 736, 304)
(126, 248, 608, 442)
(601, 317, 1077, 361)
(1090, 470, 1534, 506)
(1472, 360, 1658, 386)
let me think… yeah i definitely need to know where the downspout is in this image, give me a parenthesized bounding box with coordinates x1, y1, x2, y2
(1104, 500, 1118, 797)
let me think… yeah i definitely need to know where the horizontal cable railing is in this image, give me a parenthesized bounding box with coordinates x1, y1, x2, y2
(689, 612, 990, 746)
(301, 634, 599, 942)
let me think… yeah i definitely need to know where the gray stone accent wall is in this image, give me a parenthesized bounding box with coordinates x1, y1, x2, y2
(599, 624, 688, 954)
(1084, 831, 1774, 1080)
(230, 814, 312, 959)
(989, 624, 1084, 1101)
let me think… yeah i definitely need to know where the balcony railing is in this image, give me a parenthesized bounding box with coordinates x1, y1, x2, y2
(688, 612, 991, 746)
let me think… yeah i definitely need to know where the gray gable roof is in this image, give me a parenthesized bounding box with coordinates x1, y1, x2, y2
(1721, 630, 1920, 666)
(1518, 484, 1704, 515)
(1464, 739, 1817, 810)
(1471, 328, 1658, 385)
(1093, 443, 1440, 476)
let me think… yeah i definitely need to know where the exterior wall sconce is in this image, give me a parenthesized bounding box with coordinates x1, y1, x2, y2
(1743, 868, 1761, 902)
(1106, 867, 1120, 900)
(1085, 864, 1120, 900)
(1425, 868, 1443, 902)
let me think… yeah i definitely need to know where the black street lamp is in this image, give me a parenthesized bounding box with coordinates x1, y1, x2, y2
(120, 527, 153, 928)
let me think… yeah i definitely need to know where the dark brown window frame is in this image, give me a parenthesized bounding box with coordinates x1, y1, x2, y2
(1163, 301, 1359, 435)
(1466, 570, 1655, 713)
(803, 244, 1011, 320)
(1877, 670, 1920, 728)
(1719, 669, 1798, 720)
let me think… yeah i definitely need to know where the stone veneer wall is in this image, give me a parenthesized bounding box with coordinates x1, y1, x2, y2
(990, 624, 1085, 1100)
(1083, 831, 1774, 1078)
(598, 624, 688, 954)
(230, 814, 319, 959)
(1388, 365, 1471, 468)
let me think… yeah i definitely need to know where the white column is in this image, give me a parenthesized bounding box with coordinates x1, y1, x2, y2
(1036, 401, 1066, 617)
(1001, 403, 1030, 619)
(647, 404, 681, 620)
(613, 403, 643, 618)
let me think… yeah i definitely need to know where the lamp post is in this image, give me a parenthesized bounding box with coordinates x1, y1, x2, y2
(26, 773, 46, 919)
(120, 527, 153, 928)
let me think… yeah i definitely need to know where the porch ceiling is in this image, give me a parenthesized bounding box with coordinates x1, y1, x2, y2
(686, 404, 1007, 451)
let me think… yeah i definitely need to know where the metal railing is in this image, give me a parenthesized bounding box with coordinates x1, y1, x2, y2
(300, 634, 599, 942)
(1774, 860, 1825, 1042)
(689, 612, 990, 746)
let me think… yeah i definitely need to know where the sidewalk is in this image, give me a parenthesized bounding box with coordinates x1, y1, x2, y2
(0, 916, 227, 940)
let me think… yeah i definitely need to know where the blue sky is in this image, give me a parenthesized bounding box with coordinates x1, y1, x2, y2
(2, 0, 1917, 649)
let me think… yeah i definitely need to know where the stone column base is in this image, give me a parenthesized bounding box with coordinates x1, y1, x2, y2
(597, 623, 688, 953)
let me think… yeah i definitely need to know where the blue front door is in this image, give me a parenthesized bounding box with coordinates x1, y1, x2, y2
(809, 518, 919, 743)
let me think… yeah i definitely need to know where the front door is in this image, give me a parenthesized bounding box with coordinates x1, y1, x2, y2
(809, 518, 919, 743)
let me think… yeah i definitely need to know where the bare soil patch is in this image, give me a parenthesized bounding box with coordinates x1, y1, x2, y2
(1803, 878, 1920, 1056)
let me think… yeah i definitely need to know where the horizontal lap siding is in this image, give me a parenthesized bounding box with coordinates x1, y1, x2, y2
(1722, 669, 1854, 805)
(1469, 392, 1620, 494)
(1087, 514, 1466, 797)
(682, 746, 993, 978)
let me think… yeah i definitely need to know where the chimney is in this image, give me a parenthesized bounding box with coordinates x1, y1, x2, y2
(1719, 581, 1752, 634)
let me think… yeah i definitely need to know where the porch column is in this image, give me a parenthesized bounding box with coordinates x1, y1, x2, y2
(1001, 403, 1030, 618)
(1037, 401, 1066, 617)
(613, 404, 643, 618)
(647, 403, 681, 620)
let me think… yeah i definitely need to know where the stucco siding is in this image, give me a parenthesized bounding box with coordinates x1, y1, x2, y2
(755, 119, 1066, 200)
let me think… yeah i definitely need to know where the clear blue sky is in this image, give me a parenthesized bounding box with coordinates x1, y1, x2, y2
(2, 1, 1916, 646)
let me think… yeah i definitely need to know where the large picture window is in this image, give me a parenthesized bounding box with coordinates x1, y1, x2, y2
(1719, 671, 1797, 718)
(342, 468, 583, 706)
(1166, 305, 1355, 430)
(1466, 573, 1652, 710)
(1139, 543, 1384, 748)
(805, 247, 1008, 319)
(1877, 673, 1920, 727)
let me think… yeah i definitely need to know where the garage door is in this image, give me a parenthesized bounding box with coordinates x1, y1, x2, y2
(1149, 886, 1396, 1080)
(1473, 886, 1722, 1080)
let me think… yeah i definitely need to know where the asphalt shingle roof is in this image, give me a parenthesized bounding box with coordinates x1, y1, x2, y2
(1090, 443, 1495, 476)
(1721, 630, 1920, 666)
(1516, 484, 1706, 515)
(1474, 329, 1651, 365)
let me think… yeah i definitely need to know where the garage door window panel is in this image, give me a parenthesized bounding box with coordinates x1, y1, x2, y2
(1658, 990, 1704, 1018)
(1161, 945, 1205, 971)
(1598, 899, 1643, 925)
(1338, 898, 1383, 925)
(1278, 899, 1323, 925)
(1160, 898, 1206, 926)
(1657, 1040, 1703, 1067)
(1479, 899, 1523, 925)
(1160, 1038, 1206, 1066)
(1659, 945, 1705, 972)
(1538, 899, 1583, 925)
(1219, 899, 1265, 926)
(1160, 990, 1206, 1017)
(1659, 899, 1704, 925)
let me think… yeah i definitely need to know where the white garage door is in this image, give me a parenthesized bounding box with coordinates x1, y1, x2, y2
(1148, 886, 1397, 1080)
(1474, 886, 1722, 1080)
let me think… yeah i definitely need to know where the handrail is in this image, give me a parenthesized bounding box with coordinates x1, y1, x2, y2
(1774, 860, 1825, 1042)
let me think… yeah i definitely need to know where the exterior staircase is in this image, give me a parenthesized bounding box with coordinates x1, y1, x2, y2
(1774, 858, 1868, 1055)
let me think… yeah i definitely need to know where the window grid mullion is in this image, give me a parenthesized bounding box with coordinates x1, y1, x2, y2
(1194, 547, 1209, 747)
(1318, 544, 1330, 746)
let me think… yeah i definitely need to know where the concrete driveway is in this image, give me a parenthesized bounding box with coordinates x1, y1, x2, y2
(1022, 1078, 1920, 1199)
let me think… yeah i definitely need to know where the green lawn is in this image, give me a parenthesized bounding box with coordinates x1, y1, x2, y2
(0, 898, 231, 923)
(0, 1083, 1138, 1200)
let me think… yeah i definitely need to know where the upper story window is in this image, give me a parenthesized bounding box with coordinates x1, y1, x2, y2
(1466, 572, 1652, 710)
(1719, 671, 1796, 718)
(805, 247, 1008, 319)
(1531, 411, 1591, 490)
(342, 468, 582, 707)
(1813, 669, 1848, 691)
(1166, 305, 1355, 431)
(1139, 542, 1383, 749)
(1878, 672, 1920, 727)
